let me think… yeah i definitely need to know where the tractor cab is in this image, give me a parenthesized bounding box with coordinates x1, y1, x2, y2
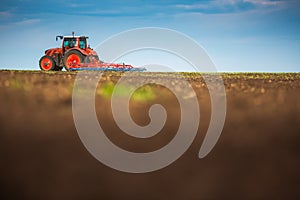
(56, 32, 89, 51)
(63, 37, 88, 49)
(59, 37, 88, 52)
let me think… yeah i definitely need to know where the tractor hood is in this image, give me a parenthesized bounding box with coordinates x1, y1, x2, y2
(44, 48, 62, 55)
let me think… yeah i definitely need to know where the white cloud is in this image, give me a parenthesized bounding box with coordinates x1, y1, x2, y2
(14, 19, 41, 26)
(0, 10, 13, 18)
(175, 4, 209, 10)
(68, 3, 93, 8)
(244, 0, 283, 6)
(174, 0, 287, 14)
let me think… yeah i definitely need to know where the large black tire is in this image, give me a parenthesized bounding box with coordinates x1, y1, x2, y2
(39, 55, 56, 71)
(63, 50, 85, 71)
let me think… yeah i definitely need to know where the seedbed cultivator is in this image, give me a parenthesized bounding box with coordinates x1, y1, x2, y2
(69, 61, 146, 72)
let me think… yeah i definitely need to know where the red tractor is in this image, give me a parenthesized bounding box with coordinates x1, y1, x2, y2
(39, 32, 99, 71)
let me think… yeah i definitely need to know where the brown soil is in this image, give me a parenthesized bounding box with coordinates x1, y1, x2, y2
(0, 70, 299, 200)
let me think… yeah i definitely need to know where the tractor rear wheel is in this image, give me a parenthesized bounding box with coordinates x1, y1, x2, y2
(63, 50, 85, 71)
(39, 55, 56, 71)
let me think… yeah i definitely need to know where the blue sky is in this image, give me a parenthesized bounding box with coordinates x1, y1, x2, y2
(0, 0, 299, 72)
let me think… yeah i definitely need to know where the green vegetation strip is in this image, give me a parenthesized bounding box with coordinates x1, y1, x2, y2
(97, 81, 156, 102)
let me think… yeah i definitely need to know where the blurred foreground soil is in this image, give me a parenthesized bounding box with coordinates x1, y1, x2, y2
(0, 70, 299, 199)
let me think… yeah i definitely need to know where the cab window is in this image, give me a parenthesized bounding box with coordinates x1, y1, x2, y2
(63, 38, 77, 48)
(79, 38, 86, 49)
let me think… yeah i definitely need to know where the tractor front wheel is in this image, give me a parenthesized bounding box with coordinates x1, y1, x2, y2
(63, 50, 85, 71)
(39, 55, 56, 71)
